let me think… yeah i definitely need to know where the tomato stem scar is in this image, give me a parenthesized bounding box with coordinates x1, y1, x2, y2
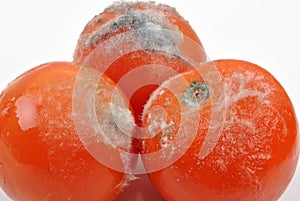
(180, 81, 209, 107)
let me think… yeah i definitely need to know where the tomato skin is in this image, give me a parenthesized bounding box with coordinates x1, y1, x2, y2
(142, 59, 299, 201)
(0, 62, 132, 201)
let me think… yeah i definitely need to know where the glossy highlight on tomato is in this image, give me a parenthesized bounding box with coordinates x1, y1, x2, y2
(0, 62, 135, 201)
(141, 59, 299, 201)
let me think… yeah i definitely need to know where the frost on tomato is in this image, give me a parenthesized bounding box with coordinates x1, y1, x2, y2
(141, 60, 299, 201)
(0, 62, 136, 201)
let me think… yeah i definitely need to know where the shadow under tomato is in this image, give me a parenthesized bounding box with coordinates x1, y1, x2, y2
(116, 174, 165, 201)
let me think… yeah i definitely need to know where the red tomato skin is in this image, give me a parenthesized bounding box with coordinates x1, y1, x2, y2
(0, 62, 131, 201)
(142, 60, 299, 201)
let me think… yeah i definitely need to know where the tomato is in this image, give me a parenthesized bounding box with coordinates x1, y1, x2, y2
(0, 62, 135, 201)
(141, 59, 299, 201)
(73, 1, 206, 128)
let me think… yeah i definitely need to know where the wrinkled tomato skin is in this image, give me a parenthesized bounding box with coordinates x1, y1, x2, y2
(0, 62, 129, 201)
(142, 60, 299, 201)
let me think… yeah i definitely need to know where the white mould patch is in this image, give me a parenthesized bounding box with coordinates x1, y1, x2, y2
(160, 121, 177, 159)
(83, 1, 184, 56)
(95, 102, 134, 152)
(116, 151, 138, 190)
(145, 105, 167, 137)
(160, 136, 169, 148)
(162, 120, 176, 136)
(148, 116, 166, 137)
(161, 145, 177, 160)
(222, 70, 273, 105)
(111, 102, 135, 138)
(105, 1, 177, 15)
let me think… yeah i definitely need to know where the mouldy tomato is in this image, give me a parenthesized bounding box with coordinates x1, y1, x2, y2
(73, 1, 204, 64)
(141, 59, 299, 201)
(0, 62, 136, 201)
(73, 1, 206, 127)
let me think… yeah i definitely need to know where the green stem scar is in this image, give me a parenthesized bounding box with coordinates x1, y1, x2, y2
(180, 81, 210, 107)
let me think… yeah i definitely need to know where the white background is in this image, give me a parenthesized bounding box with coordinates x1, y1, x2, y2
(0, 0, 299, 200)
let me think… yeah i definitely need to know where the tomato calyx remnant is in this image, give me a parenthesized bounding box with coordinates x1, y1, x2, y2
(180, 81, 210, 107)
